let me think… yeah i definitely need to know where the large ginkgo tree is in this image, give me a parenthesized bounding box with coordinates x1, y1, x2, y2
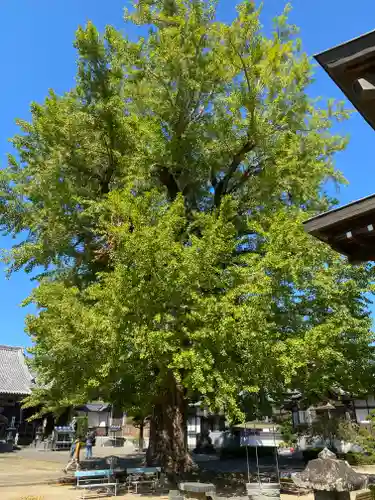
(1, 0, 374, 473)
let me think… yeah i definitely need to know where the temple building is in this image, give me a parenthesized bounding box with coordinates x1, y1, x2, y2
(304, 30, 375, 259)
(303, 194, 375, 263)
(0, 345, 36, 443)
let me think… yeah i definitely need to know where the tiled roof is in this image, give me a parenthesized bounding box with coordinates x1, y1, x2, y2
(0, 346, 34, 396)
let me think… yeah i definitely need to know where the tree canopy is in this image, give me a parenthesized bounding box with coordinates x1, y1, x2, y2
(2, 0, 375, 471)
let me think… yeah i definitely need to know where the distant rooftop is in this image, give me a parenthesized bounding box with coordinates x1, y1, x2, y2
(76, 403, 110, 413)
(0, 345, 34, 396)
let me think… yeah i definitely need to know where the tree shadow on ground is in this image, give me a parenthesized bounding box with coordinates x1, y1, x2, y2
(59, 453, 284, 497)
(58, 450, 320, 500)
(0, 443, 14, 453)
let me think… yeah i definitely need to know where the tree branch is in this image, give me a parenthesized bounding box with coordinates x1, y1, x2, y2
(154, 164, 180, 201)
(227, 163, 263, 194)
(214, 140, 255, 207)
(230, 39, 252, 97)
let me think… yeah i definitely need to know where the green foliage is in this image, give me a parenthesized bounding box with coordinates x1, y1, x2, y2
(302, 447, 375, 465)
(368, 485, 375, 499)
(301, 411, 375, 465)
(305, 447, 375, 466)
(277, 416, 297, 447)
(353, 426, 375, 456)
(339, 451, 375, 466)
(1, 0, 374, 435)
(302, 413, 357, 449)
(75, 416, 88, 438)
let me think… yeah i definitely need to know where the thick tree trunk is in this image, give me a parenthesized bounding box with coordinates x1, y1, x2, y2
(146, 374, 192, 476)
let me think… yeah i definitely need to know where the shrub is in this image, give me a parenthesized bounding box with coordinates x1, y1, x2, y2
(75, 416, 88, 438)
(340, 452, 375, 465)
(277, 417, 298, 447)
(368, 485, 375, 500)
(303, 449, 375, 465)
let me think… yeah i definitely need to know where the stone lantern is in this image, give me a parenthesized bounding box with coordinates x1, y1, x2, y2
(292, 448, 367, 500)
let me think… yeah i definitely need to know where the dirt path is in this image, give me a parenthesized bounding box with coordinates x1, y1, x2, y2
(0, 484, 74, 499)
(0, 448, 143, 488)
(0, 487, 328, 500)
(0, 484, 168, 499)
(0, 454, 62, 488)
(0, 488, 365, 500)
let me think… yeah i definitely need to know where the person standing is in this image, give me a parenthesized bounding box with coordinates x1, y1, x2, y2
(85, 431, 93, 459)
(64, 436, 82, 473)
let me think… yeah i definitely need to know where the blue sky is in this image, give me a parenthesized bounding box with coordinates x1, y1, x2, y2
(0, 0, 374, 347)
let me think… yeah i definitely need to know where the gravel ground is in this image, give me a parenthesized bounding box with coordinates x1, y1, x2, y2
(0, 486, 363, 500)
(0, 484, 308, 500)
(0, 483, 165, 499)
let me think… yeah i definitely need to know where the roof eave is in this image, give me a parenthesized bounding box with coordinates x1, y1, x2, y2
(314, 30, 375, 132)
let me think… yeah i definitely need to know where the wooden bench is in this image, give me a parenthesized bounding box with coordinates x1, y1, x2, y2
(75, 469, 118, 499)
(126, 466, 161, 493)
